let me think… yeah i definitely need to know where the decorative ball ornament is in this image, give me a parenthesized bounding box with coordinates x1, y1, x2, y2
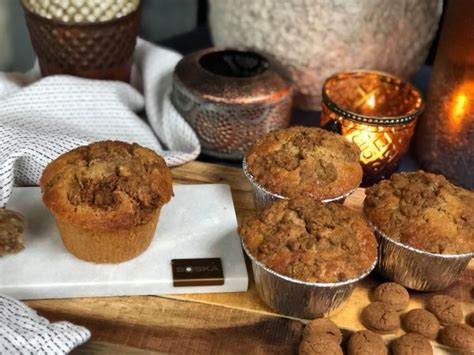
(209, 0, 442, 110)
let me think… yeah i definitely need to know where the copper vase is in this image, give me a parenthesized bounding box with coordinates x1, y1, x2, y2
(416, 0, 474, 189)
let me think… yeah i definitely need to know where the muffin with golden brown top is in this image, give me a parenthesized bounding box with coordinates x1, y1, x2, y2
(364, 171, 474, 254)
(239, 198, 377, 283)
(40, 141, 173, 263)
(244, 126, 362, 201)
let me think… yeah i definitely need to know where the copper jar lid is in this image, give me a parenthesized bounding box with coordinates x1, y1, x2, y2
(172, 48, 292, 159)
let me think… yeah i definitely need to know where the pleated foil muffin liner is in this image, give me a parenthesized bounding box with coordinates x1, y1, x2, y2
(242, 159, 356, 210)
(241, 242, 377, 319)
(374, 226, 473, 291)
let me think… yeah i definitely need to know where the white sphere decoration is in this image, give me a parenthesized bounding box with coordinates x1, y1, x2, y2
(209, 0, 442, 110)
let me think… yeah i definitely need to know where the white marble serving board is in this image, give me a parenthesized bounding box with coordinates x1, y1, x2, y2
(0, 185, 248, 300)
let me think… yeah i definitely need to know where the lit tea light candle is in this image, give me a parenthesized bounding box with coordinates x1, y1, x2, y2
(321, 70, 424, 185)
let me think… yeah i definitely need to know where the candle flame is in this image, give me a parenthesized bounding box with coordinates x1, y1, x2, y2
(450, 92, 469, 131)
(366, 94, 376, 109)
(448, 81, 474, 133)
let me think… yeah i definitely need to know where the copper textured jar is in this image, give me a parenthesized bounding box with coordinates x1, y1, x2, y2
(22, 0, 140, 82)
(171, 48, 292, 160)
(416, 0, 474, 189)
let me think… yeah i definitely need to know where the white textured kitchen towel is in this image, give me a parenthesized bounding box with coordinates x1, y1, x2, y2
(0, 38, 200, 207)
(0, 295, 90, 354)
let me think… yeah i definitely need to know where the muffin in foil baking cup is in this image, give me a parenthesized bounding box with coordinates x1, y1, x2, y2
(242, 159, 355, 210)
(241, 241, 377, 318)
(374, 226, 473, 291)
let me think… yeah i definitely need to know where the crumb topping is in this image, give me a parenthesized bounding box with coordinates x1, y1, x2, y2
(245, 127, 362, 199)
(239, 198, 377, 283)
(41, 141, 173, 229)
(364, 171, 474, 254)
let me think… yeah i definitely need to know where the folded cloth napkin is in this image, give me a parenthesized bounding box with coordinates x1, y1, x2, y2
(0, 295, 90, 354)
(0, 38, 200, 207)
(0, 39, 200, 353)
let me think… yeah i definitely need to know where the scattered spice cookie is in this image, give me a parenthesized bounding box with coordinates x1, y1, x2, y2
(0, 209, 25, 256)
(361, 302, 400, 334)
(372, 282, 410, 311)
(303, 318, 342, 344)
(466, 312, 474, 327)
(347, 330, 388, 355)
(426, 295, 463, 325)
(391, 333, 433, 355)
(299, 333, 343, 355)
(402, 309, 440, 340)
(438, 324, 474, 351)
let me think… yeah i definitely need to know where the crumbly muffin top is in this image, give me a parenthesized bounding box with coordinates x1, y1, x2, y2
(40, 141, 173, 230)
(239, 198, 377, 283)
(364, 171, 474, 255)
(245, 127, 362, 200)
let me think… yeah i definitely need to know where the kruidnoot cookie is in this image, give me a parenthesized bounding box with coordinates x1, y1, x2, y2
(426, 295, 463, 325)
(361, 302, 400, 334)
(347, 330, 388, 355)
(0, 209, 25, 256)
(372, 282, 409, 312)
(438, 324, 474, 351)
(402, 309, 440, 340)
(391, 333, 433, 355)
(299, 333, 343, 355)
(303, 318, 342, 344)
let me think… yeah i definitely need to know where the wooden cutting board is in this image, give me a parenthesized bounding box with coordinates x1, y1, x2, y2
(25, 161, 473, 354)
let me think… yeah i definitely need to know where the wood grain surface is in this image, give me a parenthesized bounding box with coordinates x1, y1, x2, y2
(25, 161, 473, 354)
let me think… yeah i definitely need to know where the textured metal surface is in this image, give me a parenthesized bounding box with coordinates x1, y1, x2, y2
(171, 48, 292, 159)
(375, 228, 473, 291)
(22, 2, 140, 81)
(242, 159, 354, 211)
(242, 242, 377, 319)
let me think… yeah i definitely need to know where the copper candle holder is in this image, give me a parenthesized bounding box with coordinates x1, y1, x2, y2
(22, 0, 141, 82)
(321, 70, 424, 185)
(171, 48, 292, 160)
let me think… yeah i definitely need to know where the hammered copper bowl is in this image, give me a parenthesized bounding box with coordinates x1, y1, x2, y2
(374, 226, 473, 291)
(241, 241, 377, 319)
(22, 0, 141, 82)
(171, 48, 292, 159)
